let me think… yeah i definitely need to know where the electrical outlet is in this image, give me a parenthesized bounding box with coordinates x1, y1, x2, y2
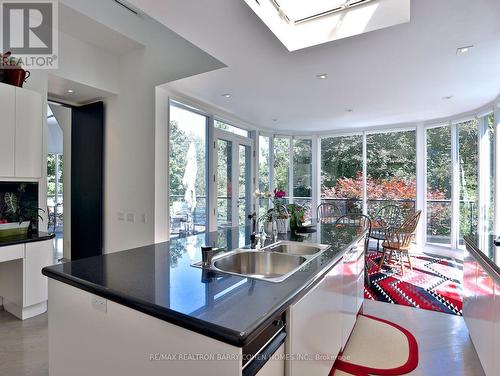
(141, 214, 147, 224)
(91, 295, 107, 313)
(127, 213, 135, 222)
(117, 212, 125, 221)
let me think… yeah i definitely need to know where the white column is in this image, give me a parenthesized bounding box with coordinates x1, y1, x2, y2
(312, 136, 321, 219)
(477, 116, 490, 251)
(289, 137, 294, 204)
(494, 106, 500, 262)
(451, 122, 460, 250)
(415, 124, 426, 249)
(208, 116, 217, 232)
(362, 132, 367, 215)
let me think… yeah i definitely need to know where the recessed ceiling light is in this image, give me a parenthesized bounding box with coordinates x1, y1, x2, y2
(456, 45, 473, 54)
(442, 95, 453, 100)
(222, 93, 232, 98)
(316, 74, 328, 79)
(67, 89, 74, 93)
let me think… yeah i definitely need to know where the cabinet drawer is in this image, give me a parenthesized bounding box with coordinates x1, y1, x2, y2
(0, 244, 24, 263)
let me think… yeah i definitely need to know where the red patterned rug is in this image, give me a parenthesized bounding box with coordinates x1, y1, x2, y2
(364, 250, 463, 315)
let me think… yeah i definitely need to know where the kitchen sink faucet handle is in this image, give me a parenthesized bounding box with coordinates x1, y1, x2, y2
(201, 246, 224, 267)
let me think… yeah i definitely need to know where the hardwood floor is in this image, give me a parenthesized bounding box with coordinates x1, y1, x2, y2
(363, 300, 485, 376)
(0, 300, 484, 376)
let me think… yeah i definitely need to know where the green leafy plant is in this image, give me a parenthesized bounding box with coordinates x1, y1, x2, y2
(0, 184, 44, 226)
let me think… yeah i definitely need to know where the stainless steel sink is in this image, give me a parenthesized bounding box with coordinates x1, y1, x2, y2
(264, 241, 328, 256)
(213, 251, 307, 280)
(191, 241, 331, 283)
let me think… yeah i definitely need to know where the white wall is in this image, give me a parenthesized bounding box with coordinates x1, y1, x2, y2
(47, 117, 63, 154)
(56, 32, 119, 95)
(56, 0, 225, 253)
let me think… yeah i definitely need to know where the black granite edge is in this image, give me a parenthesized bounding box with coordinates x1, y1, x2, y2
(42, 267, 248, 347)
(0, 232, 55, 247)
(42, 231, 365, 347)
(464, 236, 500, 283)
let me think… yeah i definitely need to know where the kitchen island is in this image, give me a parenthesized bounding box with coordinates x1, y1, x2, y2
(42, 223, 366, 376)
(463, 235, 500, 376)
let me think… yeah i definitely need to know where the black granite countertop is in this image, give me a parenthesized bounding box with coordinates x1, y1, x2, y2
(0, 231, 55, 247)
(42, 223, 365, 346)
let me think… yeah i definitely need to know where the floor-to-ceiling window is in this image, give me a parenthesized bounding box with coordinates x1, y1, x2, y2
(292, 138, 313, 219)
(169, 102, 208, 238)
(258, 135, 271, 217)
(426, 125, 452, 246)
(216, 139, 232, 228)
(486, 113, 495, 236)
(457, 119, 479, 244)
(366, 130, 417, 217)
(274, 137, 291, 201)
(321, 135, 363, 214)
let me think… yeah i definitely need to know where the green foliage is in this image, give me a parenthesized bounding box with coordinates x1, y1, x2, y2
(169, 120, 206, 198)
(273, 138, 290, 192)
(293, 139, 312, 197)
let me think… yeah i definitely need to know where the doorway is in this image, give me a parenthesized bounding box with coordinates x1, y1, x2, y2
(47, 103, 71, 262)
(214, 129, 253, 230)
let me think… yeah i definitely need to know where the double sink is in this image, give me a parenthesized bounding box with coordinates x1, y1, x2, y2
(192, 241, 330, 283)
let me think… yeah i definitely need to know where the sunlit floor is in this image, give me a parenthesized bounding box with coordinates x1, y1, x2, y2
(0, 299, 484, 376)
(362, 300, 484, 376)
(52, 229, 63, 264)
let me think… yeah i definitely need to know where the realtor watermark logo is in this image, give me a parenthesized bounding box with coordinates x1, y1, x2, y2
(1, 0, 58, 69)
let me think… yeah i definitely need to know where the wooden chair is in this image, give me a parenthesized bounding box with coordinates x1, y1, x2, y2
(335, 214, 372, 287)
(378, 210, 422, 275)
(317, 202, 343, 224)
(370, 204, 402, 252)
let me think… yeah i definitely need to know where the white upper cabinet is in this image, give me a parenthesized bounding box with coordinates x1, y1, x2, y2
(0, 83, 16, 177)
(15, 87, 43, 178)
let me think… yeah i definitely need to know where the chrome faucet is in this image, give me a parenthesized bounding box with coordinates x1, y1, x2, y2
(201, 246, 224, 267)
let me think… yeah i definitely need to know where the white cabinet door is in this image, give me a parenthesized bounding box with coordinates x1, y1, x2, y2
(341, 246, 358, 349)
(472, 267, 495, 376)
(15, 88, 42, 178)
(256, 343, 284, 376)
(494, 281, 500, 373)
(354, 239, 365, 312)
(0, 83, 16, 177)
(24, 240, 52, 306)
(288, 260, 343, 376)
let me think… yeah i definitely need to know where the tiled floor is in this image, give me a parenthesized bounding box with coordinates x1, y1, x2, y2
(0, 300, 484, 376)
(0, 310, 48, 376)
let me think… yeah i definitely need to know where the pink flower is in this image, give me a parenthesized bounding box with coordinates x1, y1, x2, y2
(274, 189, 286, 199)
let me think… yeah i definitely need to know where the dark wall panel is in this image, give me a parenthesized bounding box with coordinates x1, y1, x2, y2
(71, 102, 104, 260)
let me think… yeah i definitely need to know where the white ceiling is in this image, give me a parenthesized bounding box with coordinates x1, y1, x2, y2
(129, 0, 500, 132)
(59, 3, 144, 56)
(48, 74, 116, 106)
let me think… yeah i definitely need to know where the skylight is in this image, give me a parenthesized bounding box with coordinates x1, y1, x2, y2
(244, 0, 411, 51)
(274, 0, 373, 24)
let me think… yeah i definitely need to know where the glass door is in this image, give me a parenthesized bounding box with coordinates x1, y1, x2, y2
(168, 102, 209, 238)
(214, 130, 253, 229)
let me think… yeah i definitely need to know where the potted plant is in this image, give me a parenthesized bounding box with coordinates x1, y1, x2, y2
(255, 188, 290, 234)
(287, 204, 306, 232)
(0, 184, 43, 238)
